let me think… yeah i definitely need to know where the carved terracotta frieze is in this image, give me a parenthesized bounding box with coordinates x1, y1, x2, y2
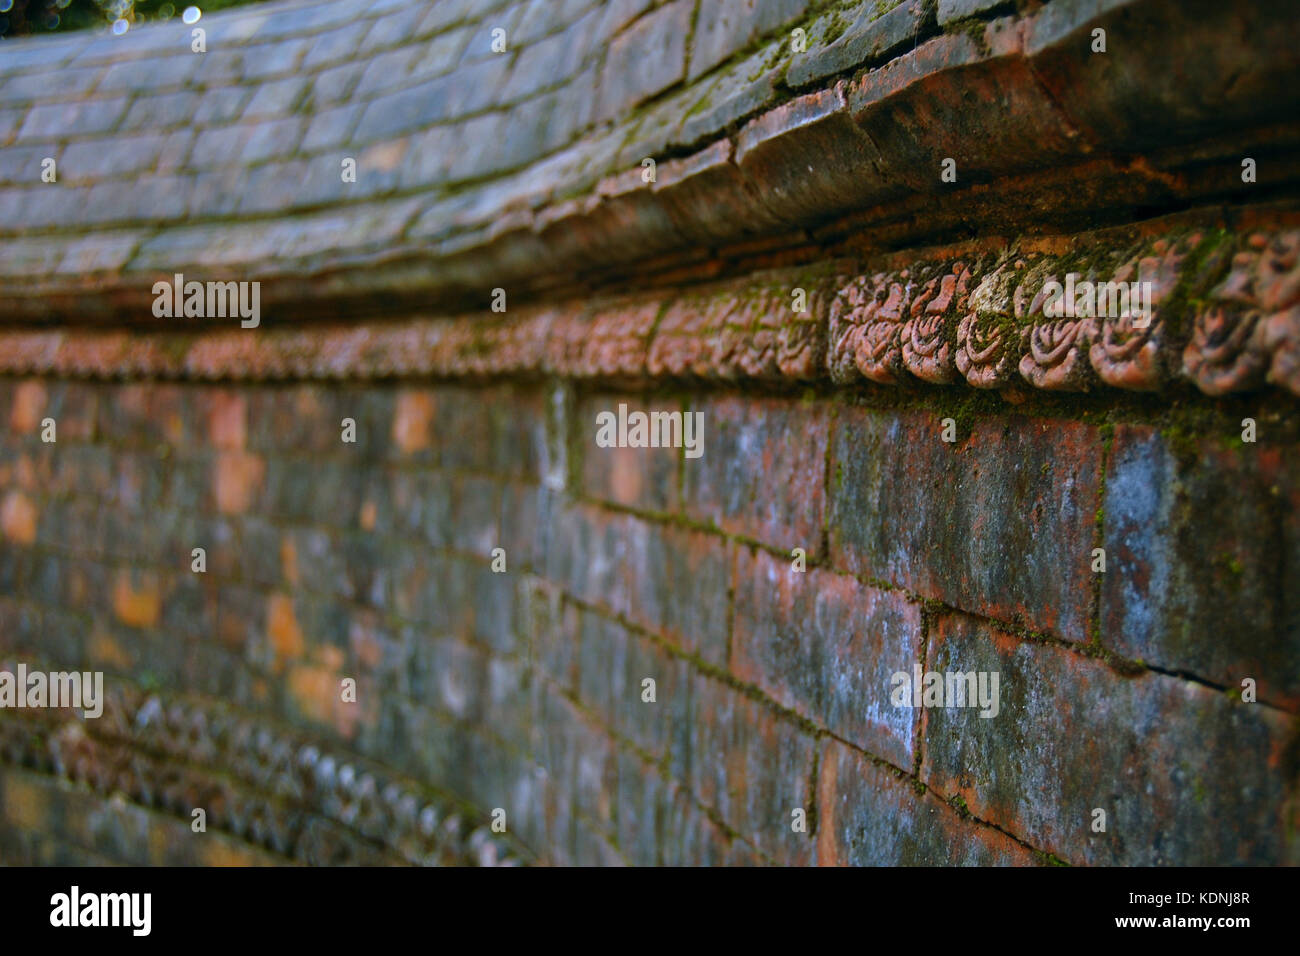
(1183, 231, 1300, 396)
(900, 262, 971, 385)
(1, 224, 1298, 400)
(829, 271, 910, 385)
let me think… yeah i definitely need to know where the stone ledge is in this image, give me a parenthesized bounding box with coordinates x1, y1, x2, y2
(0, 0, 1296, 325)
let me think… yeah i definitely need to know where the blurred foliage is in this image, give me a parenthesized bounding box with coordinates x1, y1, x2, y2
(0, 0, 272, 38)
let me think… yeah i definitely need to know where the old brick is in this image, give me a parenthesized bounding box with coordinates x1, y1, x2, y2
(541, 500, 638, 616)
(787, 0, 932, 88)
(391, 389, 436, 455)
(922, 612, 1297, 865)
(689, 0, 809, 81)
(733, 547, 921, 766)
(847, 18, 1081, 192)
(734, 84, 896, 226)
(830, 407, 1101, 642)
(578, 393, 681, 511)
(205, 389, 247, 450)
(577, 609, 685, 761)
(593, 0, 691, 122)
(938, 0, 1010, 25)
(690, 674, 819, 864)
(624, 521, 730, 665)
(213, 451, 265, 514)
(112, 569, 161, 629)
(1102, 424, 1300, 706)
(8, 381, 46, 433)
(816, 740, 1039, 865)
(681, 394, 828, 554)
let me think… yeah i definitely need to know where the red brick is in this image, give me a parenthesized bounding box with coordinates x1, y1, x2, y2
(624, 521, 730, 664)
(829, 407, 1102, 642)
(733, 547, 921, 767)
(1102, 424, 1300, 707)
(816, 740, 1039, 866)
(0, 491, 38, 545)
(734, 84, 897, 228)
(690, 675, 820, 864)
(206, 389, 247, 450)
(111, 569, 160, 629)
(921, 612, 1297, 865)
(578, 393, 681, 512)
(391, 389, 436, 455)
(681, 395, 829, 554)
(213, 451, 265, 515)
(8, 381, 47, 434)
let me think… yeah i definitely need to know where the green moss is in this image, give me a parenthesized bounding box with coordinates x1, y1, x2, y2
(945, 16, 991, 56)
(1034, 849, 1071, 867)
(822, 11, 850, 46)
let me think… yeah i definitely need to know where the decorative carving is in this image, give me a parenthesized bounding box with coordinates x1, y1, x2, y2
(0, 679, 523, 867)
(1, 224, 1297, 400)
(1089, 236, 1195, 391)
(829, 271, 910, 384)
(1180, 234, 1293, 395)
(956, 259, 1036, 389)
(1019, 265, 1100, 391)
(901, 263, 970, 385)
(1258, 232, 1300, 396)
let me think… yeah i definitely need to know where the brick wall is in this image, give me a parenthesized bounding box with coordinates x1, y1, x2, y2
(2, 0, 1299, 866)
(2, 373, 1295, 865)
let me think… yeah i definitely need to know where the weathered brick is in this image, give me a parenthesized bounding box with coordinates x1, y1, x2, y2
(921, 612, 1297, 865)
(593, 0, 691, 123)
(690, 675, 820, 864)
(613, 749, 665, 864)
(816, 740, 1040, 865)
(688, 0, 809, 81)
(847, 18, 1081, 192)
(8, 381, 46, 433)
(786, 0, 932, 88)
(624, 520, 730, 665)
(577, 609, 685, 761)
(659, 783, 736, 866)
(242, 77, 308, 120)
(734, 84, 894, 226)
(541, 500, 638, 615)
(830, 407, 1102, 642)
(213, 451, 265, 515)
(16, 97, 128, 141)
(204, 389, 247, 450)
(681, 394, 828, 553)
(938, 0, 1011, 25)
(1102, 425, 1300, 706)
(578, 393, 681, 511)
(1, 491, 39, 545)
(733, 547, 921, 766)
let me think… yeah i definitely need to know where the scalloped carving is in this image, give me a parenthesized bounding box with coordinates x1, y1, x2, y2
(900, 264, 969, 384)
(1089, 236, 1195, 391)
(1180, 234, 1300, 395)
